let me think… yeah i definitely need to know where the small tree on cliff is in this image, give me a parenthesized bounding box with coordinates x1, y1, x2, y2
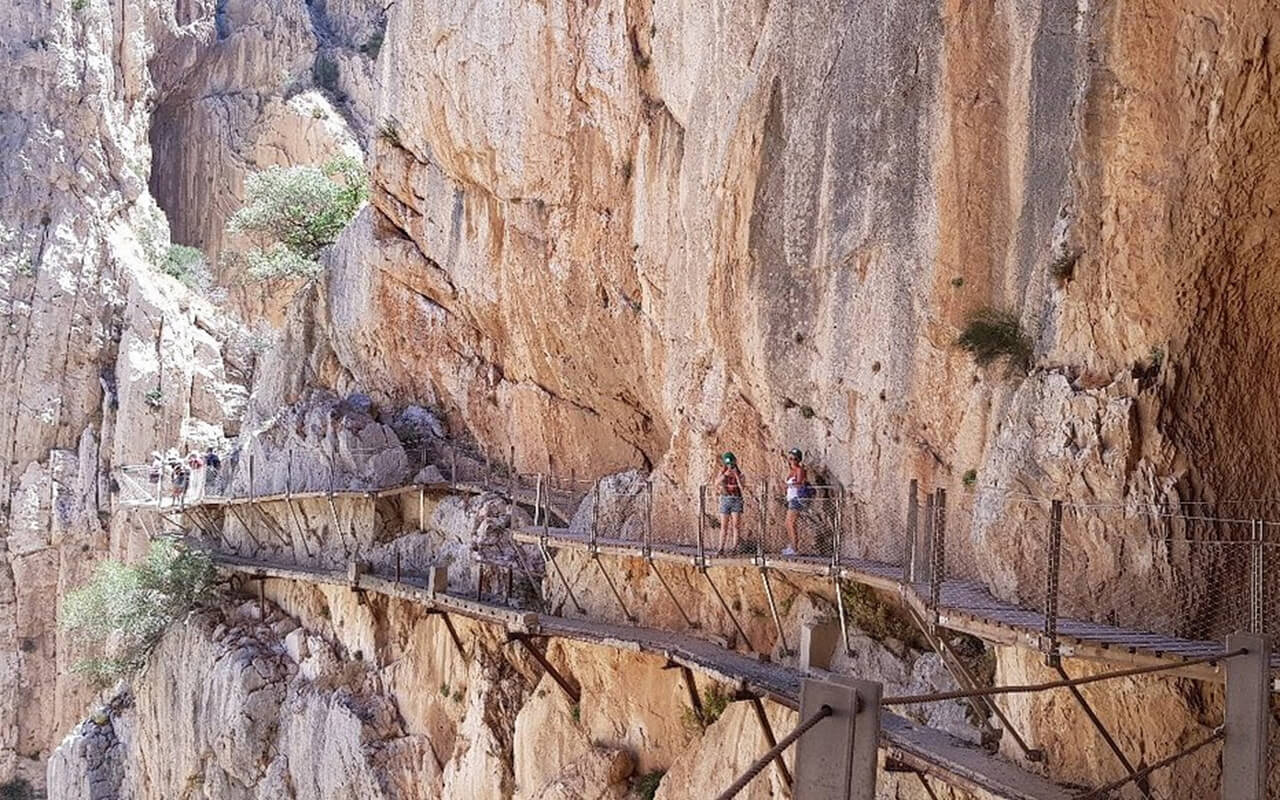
(227, 155, 367, 281)
(61, 538, 217, 685)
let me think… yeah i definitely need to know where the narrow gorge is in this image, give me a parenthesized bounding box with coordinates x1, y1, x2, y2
(2, 0, 1279, 798)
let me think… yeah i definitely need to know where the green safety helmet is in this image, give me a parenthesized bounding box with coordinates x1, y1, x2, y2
(788, 448, 803, 462)
(721, 452, 736, 465)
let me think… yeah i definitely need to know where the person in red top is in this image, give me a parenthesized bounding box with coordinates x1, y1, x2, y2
(782, 448, 808, 555)
(716, 452, 744, 555)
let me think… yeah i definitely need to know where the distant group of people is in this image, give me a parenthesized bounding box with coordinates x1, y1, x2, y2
(714, 448, 815, 556)
(148, 447, 222, 503)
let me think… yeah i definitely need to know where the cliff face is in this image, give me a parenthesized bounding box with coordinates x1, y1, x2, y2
(7, 0, 1280, 795)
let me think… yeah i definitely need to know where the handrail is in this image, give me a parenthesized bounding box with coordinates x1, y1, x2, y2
(714, 704, 833, 800)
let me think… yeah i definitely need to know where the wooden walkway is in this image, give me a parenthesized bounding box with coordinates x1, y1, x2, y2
(514, 527, 1272, 681)
(213, 554, 1075, 800)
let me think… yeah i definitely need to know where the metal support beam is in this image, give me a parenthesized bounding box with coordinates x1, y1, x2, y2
(759, 566, 791, 657)
(592, 553, 636, 621)
(1249, 523, 1263, 634)
(426, 610, 467, 659)
(1052, 662, 1153, 800)
(793, 676, 881, 800)
(1224, 633, 1269, 800)
(510, 634, 580, 704)
(749, 695, 793, 788)
(832, 576, 853, 656)
(928, 488, 945, 632)
(1043, 500, 1063, 667)
(701, 569, 758, 655)
(539, 537, 584, 614)
(904, 603, 1039, 761)
(679, 665, 706, 727)
(904, 480, 918, 583)
(648, 557, 699, 629)
(914, 772, 942, 800)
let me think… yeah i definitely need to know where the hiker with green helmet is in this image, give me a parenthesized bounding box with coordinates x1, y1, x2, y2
(782, 448, 809, 556)
(716, 451, 744, 555)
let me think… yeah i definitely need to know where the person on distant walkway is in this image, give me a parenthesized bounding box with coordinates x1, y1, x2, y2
(782, 448, 809, 556)
(716, 452, 745, 555)
(204, 447, 222, 493)
(186, 451, 205, 499)
(169, 458, 189, 504)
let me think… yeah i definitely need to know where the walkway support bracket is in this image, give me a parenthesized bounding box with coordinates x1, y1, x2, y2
(759, 566, 791, 657)
(426, 609, 467, 660)
(539, 536, 585, 614)
(1053, 662, 1153, 800)
(592, 553, 636, 622)
(510, 633, 580, 704)
(701, 569, 758, 655)
(749, 694, 793, 788)
(648, 557, 699, 629)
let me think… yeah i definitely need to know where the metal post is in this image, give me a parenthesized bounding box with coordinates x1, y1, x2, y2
(749, 694, 794, 787)
(919, 491, 934, 586)
(419, 487, 426, 531)
(1044, 500, 1063, 666)
(1224, 633, 1269, 800)
(794, 676, 881, 800)
(833, 576, 852, 655)
(761, 478, 769, 554)
(644, 480, 653, 557)
(929, 488, 946, 630)
(533, 474, 543, 527)
(450, 446, 458, 488)
(1249, 521, 1263, 635)
(697, 485, 707, 567)
(831, 485, 843, 568)
(395, 550, 401, 583)
(904, 480, 918, 583)
(591, 481, 600, 552)
(485, 451, 492, 489)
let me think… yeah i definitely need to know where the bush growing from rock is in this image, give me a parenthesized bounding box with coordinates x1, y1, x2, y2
(61, 538, 216, 685)
(227, 155, 367, 282)
(955, 307, 1032, 372)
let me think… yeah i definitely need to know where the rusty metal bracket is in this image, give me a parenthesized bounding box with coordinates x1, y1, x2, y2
(593, 553, 636, 622)
(832, 576, 853, 656)
(647, 557, 699, 629)
(700, 569, 758, 655)
(426, 610, 467, 659)
(1053, 662, 1154, 800)
(671, 664, 706, 727)
(749, 694, 794, 787)
(905, 603, 1042, 762)
(538, 536, 584, 614)
(759, 566, 791, 657)
(509, 633, 580, 704)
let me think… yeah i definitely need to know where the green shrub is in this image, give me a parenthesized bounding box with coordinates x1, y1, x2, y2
(378, 118, 402, 147)
(1049, 248, 1081, 282)
(955, 307, 1032, 372)
(361, 27, 385, 59)
(227, 155, 367, 282)
(950, 276, 965, 288)
(633, 770, 665, 800)
(61, 539, 216, 685)
(840, 582, 921, 648)
(312, 54, 340, 94)
(159, 244, 212, 289)
(962, 469, 977, 488)
(143, 387, 163, 408)
(71, 0, 89, 11)
(0, 778, 33, 800)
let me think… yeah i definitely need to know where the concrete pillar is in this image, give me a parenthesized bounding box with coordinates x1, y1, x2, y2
(1224, 633, 1270, 800)
(794, 676, 881, 800)
(799, 622, 840, 671)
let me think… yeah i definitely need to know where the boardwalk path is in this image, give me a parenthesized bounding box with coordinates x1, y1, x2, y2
(215, 553, 1074, 800)
(513, 528, 1266, 680)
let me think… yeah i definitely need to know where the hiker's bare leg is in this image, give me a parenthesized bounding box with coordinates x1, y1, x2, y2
(718, 512, 729, 554)
(786, 509, 799, 552)
(728, 512, 740, 551)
